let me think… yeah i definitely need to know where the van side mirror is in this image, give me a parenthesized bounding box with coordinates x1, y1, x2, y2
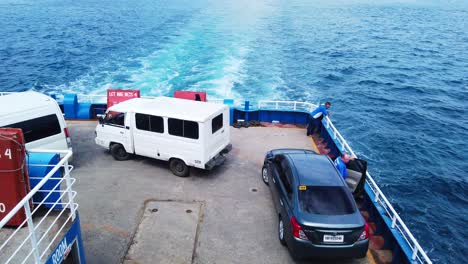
(97, 114, 104, 124)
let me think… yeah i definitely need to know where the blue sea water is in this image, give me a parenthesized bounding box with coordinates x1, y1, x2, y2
(0, 0, 467, 262)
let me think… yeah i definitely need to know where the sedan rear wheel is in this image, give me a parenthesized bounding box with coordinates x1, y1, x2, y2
(261, 166, 269, 185)
(278, 217, 286, 246)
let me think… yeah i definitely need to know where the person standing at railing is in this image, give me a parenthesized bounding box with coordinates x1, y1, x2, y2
(307, 101, 331, 136)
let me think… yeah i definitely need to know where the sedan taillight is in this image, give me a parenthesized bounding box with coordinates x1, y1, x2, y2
(358, 222, 369, 241)
(291, 216, 308, 241)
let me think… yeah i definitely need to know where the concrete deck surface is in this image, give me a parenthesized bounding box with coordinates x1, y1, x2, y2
(68, 121, 369, 264)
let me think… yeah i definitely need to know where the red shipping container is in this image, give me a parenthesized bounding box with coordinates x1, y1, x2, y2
(0, 128, 31, 227)
(174, 91, 207, 102)
(107, 89, 140, 108)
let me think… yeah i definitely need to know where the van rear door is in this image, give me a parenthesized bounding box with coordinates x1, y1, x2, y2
(205, 109, 230, 162)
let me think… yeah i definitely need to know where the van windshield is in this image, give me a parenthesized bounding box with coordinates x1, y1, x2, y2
(298, 186, 355, 215)
(105, 111, 125, 127)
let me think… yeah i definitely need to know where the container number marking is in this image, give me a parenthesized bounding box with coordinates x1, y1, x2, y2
(0, 203, 5, 213)
(0, 148, 12, 159)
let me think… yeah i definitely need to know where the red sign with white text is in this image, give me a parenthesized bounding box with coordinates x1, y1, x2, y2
(174, 91, 207, 102)
(107, 89, 140, 108)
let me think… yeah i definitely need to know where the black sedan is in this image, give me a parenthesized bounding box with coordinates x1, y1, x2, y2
(262, 149, 369, 260)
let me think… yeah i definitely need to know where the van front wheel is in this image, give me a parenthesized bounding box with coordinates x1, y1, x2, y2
(110, 144, 131, 161)
(169, 158, 189, 177)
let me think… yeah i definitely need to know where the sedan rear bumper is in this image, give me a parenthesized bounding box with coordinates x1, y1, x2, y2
(288, 237, 369, 259)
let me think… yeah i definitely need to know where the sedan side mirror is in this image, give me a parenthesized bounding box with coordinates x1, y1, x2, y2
(266, 152, 274, 161)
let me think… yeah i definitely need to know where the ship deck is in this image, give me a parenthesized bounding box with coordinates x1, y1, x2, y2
(69, 121, 371, 264)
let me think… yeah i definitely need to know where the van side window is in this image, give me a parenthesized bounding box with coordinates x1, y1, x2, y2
(105, 111, 125, 127)
(3, 114, 61, 143)
(135, 113, 150, 130)
(168, 118, 199, 140)
(136, 113, 164, 133)
(212, 113, 223, 134)
(150, 116, 164, 133)
(168, 118, 183, 136)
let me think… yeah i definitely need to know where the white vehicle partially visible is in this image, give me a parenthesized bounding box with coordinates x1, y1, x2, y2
(0, 91, 72, 158)
(95, 96, 232, 177)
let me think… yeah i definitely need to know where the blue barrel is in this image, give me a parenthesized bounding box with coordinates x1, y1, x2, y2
(27, 153, 63, 210)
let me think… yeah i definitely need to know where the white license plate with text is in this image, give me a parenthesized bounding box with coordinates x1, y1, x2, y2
(323, 234, 344, 243)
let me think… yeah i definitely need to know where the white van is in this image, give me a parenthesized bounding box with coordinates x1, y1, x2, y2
(95, 96, 232, 177)
(0, 92, 72, 156)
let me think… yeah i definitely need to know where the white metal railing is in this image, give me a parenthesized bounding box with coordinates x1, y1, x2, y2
(76, 94, 105, 104)
(0, 149, 76, 264)
(257, 100, 316, 112)
(322, 117, 432, 264)
(207, 98, 224, 104)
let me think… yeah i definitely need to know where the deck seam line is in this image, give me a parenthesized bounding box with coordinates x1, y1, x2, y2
(191, 201, 206, 264)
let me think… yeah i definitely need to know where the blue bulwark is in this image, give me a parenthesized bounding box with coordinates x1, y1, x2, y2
(233, 109, 309, 124)
(45, 213, 86, 264)
(77, 103, 92, 119)
(63, 94, 78, 119)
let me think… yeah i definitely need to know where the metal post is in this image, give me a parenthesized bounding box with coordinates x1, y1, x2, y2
(64, 161, 76, 220)
(24, 202, 41, 264)
(412, 247, 419, 260)
(391, 215, 397, 228)
(375, 192, 380, 202)
(293, 101, 297, 110)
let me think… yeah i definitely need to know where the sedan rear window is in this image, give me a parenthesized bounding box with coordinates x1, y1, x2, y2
(299, 186, 355, 215)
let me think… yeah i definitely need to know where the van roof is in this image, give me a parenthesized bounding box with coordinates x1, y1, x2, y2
(0, 92, 57, 116)
(108, 97, 227, 122)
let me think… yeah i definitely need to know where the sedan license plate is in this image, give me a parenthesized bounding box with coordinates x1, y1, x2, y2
(323, 234, 344, 243)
